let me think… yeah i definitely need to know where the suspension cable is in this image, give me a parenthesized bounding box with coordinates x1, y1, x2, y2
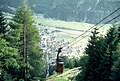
(66, 6, 120, 46)
(69, 14, 120, 46)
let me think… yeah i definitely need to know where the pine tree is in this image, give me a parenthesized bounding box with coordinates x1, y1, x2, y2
(0, 35, 20, 81)
(84, 28, 103, 81)
(110, 42, 120, 81)
(76, 28, 101, 81)
(76, 25, 119, 81)
(0, 11, 8, 38)
(13, 2, 44, 80)
(0, 10, 21, 81)
(6, 22, 22, 48)
(76, 54, 88, 81)
(97, 26, 119, 81)
(111, 58, 120, 81)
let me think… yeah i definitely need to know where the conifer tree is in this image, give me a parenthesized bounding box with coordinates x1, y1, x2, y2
(0, 35, 20, 81)
(111, 58, 120, 81)
(110, 40, 120, 81)
(0, 11, 8, 38)
(97, 26, 119, 81)
(6, 22, 22, 48)
(76, 28, 101, 81)
(76, 25, 119, 81)
(0, 10, 21, 81)
(13, 2, 44, 80)
(84, 28, 102, 81)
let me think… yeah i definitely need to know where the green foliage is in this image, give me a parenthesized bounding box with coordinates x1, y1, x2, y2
(74, 58, 80, 67)
(29, 47, 44, 78)
(76, 26, 119, 81)
(0, 10, 21, 81)
(0, 71, 13, 81)
(62, 56, 80, 69)
(97, 26, 119, 81)
(74, 55, 88, 81)
(0, 2, 45, 81)
(83, 28, 101, 81)
(6, 22, 22, 48)
(61, 56, 69, 68)
(13, 2, 44, 80)
(49, 65, 55, 76)
(0, 11, 8, 38)
(0, 36, 20, 81)
(79, 55, 88, 70)
(112, 46, 120, 62)
(110, 57, 120, 81)
(110, 42, 120, 81)
(0, 11, 7, 33)
(68, 59, 75, 69)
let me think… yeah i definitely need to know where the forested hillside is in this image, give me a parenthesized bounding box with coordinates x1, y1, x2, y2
(0, 2, 45, 81)
(1, 0, 120, 81)
(0, 0, 120, 23)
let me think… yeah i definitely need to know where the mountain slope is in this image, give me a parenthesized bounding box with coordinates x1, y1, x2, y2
(0, 0, 120, 23)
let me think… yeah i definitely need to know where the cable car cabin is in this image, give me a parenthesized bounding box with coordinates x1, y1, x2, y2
(56, 62, 64, 73)
(56, 58, 64, 73)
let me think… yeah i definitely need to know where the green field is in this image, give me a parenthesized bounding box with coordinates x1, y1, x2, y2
(46, 68, 80, 81)
(35, 15, 111, 42)
(46, 68, 70, 81)
(35, 14, 111, 57)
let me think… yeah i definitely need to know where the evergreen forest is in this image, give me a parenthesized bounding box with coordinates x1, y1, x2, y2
(0, 0, 120, 81)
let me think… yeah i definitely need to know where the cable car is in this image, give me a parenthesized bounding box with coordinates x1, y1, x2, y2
(56, 47, 64, 73)
(56, 58, 64, 73)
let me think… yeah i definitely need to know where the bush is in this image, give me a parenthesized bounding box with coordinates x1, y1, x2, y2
(49, 65, 55, 76)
